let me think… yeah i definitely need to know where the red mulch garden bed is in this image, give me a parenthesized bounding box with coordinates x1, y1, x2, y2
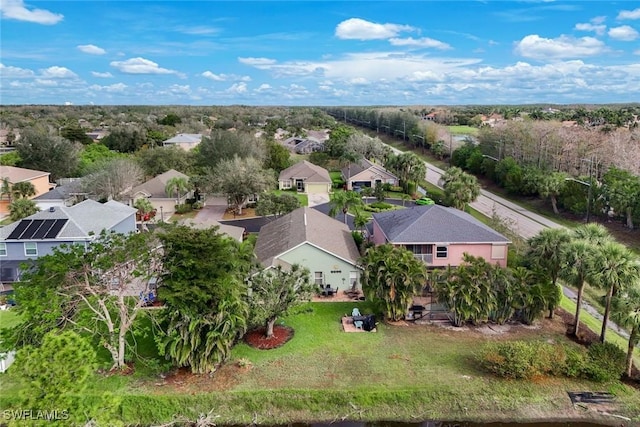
(244, 325, 294, 350)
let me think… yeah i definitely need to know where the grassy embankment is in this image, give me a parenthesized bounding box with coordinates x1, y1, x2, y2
(2, 302, 638, 425)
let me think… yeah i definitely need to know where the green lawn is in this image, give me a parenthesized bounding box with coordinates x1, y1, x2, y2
(2, 302, 639, 424)
(0, 309, 21, 329)
(447, 125, 479, 135)
(272, 189, 308, 207)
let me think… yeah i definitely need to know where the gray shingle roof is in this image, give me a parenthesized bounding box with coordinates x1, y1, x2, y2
(33, 180, 85, 201)
(341, 158, 397, 180)
(255, 207, 360, 267)
(130, 169, 189, 198)
(0, 199, 136, 240)
(278, 161, 331, 184)
(163, 133, 202, 144)
(373, 205, 510, 244)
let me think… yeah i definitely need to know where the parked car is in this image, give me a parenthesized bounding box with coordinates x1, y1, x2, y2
(415, 197, 435, 206)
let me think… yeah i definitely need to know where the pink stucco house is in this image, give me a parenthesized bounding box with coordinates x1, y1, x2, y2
(370, 205, 510, 268)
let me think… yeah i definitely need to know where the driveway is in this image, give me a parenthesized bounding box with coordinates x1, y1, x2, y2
(308, 192, 330, 207)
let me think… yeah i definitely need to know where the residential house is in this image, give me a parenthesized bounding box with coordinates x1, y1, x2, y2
(0, 199, 136, 285)
(183, 219, 245, 242)
(128, 169, 192, 219)
(32, 179, 87, 211)
(255, 207, 361, 292)
(281, 136, 325, 154)
(0, 166, 53, 215)
(278, 161, 332, 194)
(341, 158, 398, 191)
(162, 133, 203, 151)
(371, 205, 510, 268)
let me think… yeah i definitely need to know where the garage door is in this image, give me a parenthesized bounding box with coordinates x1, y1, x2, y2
(306, 183, 330, 194)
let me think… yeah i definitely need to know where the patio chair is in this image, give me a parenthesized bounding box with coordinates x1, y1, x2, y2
(354, 320, 364, 330)
(352, 308, 361, 317)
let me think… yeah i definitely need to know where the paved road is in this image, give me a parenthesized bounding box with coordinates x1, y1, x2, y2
(385, 143, 629, 340)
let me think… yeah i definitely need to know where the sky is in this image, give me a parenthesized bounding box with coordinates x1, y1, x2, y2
(1, 1, 639, 106)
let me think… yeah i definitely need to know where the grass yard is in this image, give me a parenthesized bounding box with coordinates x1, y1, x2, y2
(0, 309, 21, 329)
(272, 189, 309, 207)
(2, 302, 639, 425)
(447, 125, 479, 135)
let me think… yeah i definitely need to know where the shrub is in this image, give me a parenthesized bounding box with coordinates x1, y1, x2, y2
(192, 201, 204, 210)
(363, 205, 381, 213)
(584, 342, 625, 382)
(562, 345, 588, 378)
(369, 201, 392, 210)
(479, 341, 540, 379)
(174, 203, 193, 214)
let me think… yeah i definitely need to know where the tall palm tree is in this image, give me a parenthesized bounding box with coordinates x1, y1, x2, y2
(164, 176, 191, 203)
(0, 177, 12, 203)
(527, 227, 572, 318)
(328, 190, 362, 224)
(353, 208, 369, 234)
(9, 198, 39, 221)
(560, 240, 596, 336)
(572, 223, 612, 245)
(612, 284, 640, 377)
(592, 242, 640, 343)
(440, 166, 481, 210)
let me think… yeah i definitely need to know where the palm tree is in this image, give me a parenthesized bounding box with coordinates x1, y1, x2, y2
(612, 284, 640, 377)
(440, 166, 481, 210)
(11, 181, 36, 199)
(0, 177, 12, 203)
(133, 198, 155, 228)
(9, 198, 39, 221)
(572, 223, 612, 244)
(353, 208, 369, 234)
(592, 242, 640, 343)
(560, 240, 596, 337)
(537, 172, 567, 214)
(527, 228, 572, 318)
(164, 176, 191, 203)
(328, 190, 362, 224)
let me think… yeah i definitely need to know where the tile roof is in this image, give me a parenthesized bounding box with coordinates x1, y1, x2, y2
(0, 199, 136, 240)
(341, 158, 396, 180)
(163, 133, 203, 144)
(0, 166, 50, 183)
(255, 207, 360, 267)
(130, 169, 189, 198)
(373, 205, 510, 244)
(278, 160, 331, 184)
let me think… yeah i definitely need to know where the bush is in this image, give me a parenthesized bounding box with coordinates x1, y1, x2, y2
(584, 342, 625, 382)
(562, 345, 588, 378)
(192, 201, 204, 210)
(174, 203, 193, 214)
(363, 205, 381, 213)
(479, 341, 569, 380)
(369, 201, 392, 210)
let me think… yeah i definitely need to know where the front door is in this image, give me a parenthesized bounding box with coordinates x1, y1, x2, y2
(296, 179, 304, 192)
(349, 271, 358, 290)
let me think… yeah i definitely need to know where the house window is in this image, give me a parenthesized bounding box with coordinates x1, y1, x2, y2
(282, 181, 291, 189)
(436, 246, 448, 259)
(24, 242, 37, 257)
(491, 244, 506, 260)
(0, 243, 6, 256)
(314, 272, 324, 286)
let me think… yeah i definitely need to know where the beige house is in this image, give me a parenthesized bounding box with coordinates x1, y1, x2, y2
(0, 166, 53, 214)
(255, 207, 361, 292)
(162, 133, 203, 151)
(341, 159, 398, 191)
(278, 161, 332, 194)
(128, 169, 192, 220)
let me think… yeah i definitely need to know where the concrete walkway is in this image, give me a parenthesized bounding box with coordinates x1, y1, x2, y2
(308, 192, 330, 207)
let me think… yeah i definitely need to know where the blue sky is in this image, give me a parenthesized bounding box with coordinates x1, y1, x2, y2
(1, 1, 639, 106)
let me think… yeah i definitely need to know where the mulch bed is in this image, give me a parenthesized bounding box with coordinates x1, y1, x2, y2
(244, 325, 294, 350)
(556, 307, 600, 346)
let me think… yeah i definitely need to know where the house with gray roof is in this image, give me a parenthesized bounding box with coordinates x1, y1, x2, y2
(341, 158, 398, 191)
(162, 133, 202, 151)
(32, 180, 88, 211)
(0, 199, 136, 285)
(128, 169, 192, 219)
(278, 161, 332, 194)
(371, 205, 510, 268)
(255, 207, 361, 292)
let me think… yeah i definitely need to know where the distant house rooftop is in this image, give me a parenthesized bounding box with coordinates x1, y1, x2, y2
(162, 133, 203, 150)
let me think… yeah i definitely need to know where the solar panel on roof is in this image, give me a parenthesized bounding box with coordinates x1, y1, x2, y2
(44, 219, 68, 239)
(19, 219, 45, 239)
(31, 219, 56, 239)
(7, 220, 32, 240)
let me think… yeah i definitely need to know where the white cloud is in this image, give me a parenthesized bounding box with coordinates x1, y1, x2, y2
(169, 84, 190, 94)
(514, 34, 607, 59)
(34, 79, 58, 87)
(91, 71, 113, 78)
(110, 57, 180, 75)
(77, 44, 106, 55)
(0, 0, 63, 24)
(574, 22, 606, 36)
(634, 49, 640, 55)
(335, 18, 414, 40)
(348, 77, 369, 85)
(40, 66, 77, 78)
(89, 83, 127, 92)
(238, 57, 276, 66)
(202, 71, 226, 81)
(175, 25, 220, 35)
(226, 82, 247, 94)
(64, 101, 73, 106)
(256, 84, 272, 92)
(389, 37, 451, 50)
(0, 63, 34, 78)
(617, 8, 640, 20)
(608, 25, 639, 41)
